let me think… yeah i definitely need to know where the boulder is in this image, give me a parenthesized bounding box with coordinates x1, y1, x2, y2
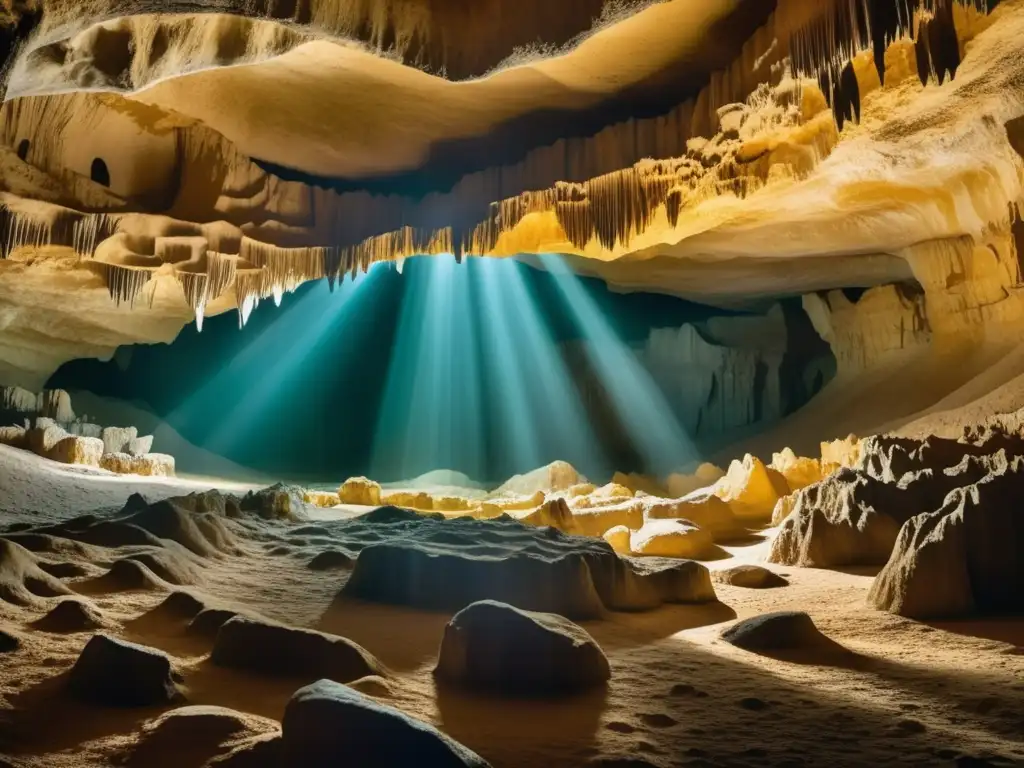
(281, 679, 489, 767)
(211, 616, 382, 682)
(869, 464, 1024, 619)
(68, 634, 181, 706)
(712, 565, 788, 589)
(135, 453, 176, 477)
(100, 452, 136, 474)
(26, 422, 68, 456)
(713, 454, 790, 521)
(630, 519, 715, 559)
(643, 490, 739, 541)
(127, 435, 154, 457)
(602, 525, 631, 554)
(0, 626, 19, 652)
(0, 425, 26, 449)
(434, 600, 610, 693)
(721, 611, 832, 652)
(46, 435, 103, 466)
(102, 425, 138, 455)
(338, 477, 382, 506)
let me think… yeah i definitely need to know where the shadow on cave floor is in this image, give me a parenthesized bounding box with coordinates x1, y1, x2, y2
(924, 616, 1024, 648)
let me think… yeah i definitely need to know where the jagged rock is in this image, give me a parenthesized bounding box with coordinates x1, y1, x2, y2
(32, 597, 107, 632)
(281, 679, 490, 767)
(211, 616, 382, 682)
(127, 434, 154, 457)
(721, 611, 832, 652)
(0, 425, 26, 449)
(768, 469, 905, 568)
(240, 486, 294, 519)
(869, 463, 1024, 619)
(102, 425, 138, 454)
(68, 634, 182, 706)
(714, 454, 790, 521)
(47, 435, 103, 466)
(602, 525, 631, 554)
(771, 442, 1015, 568)
(337, 476, 382, 506)
(713, 565, 788, 589)
(820, 434, 861, 474)
(630, 519, 716, 559)
(643, 490, 739, 541)
(435, 600, 610, 693)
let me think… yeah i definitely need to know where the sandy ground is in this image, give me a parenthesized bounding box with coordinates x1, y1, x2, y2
(1, 444, 1022, 768)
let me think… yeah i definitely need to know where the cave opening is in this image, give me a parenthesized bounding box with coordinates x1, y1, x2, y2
(47, 255, 836, 484)
(90, 157, 110, 186)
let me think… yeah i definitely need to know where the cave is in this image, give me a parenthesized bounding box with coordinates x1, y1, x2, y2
(89, 157, 110, 186)
(0, 1, 1022, 766)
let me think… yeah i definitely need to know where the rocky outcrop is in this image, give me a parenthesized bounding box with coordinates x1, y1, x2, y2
(338, 511, 716, 618)
(434, 600, 610, 694)
(281, 680, 489, 767)
(770, 432, 1022, 568)
(337, 476, 382, 506)
(68, 634, 182, 706)
(713, 454, 789, 522)
(869, 459, 1024, 619)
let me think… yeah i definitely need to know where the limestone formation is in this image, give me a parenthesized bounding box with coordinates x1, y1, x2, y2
(770, 448, 824, 491)
(869, 462, 1024, 619)
(102, 425, 138, 455)
(493, 461, 582, 496)
(602, 525, 632, 555)
(713, 454, 790, 522)
(666, 463, 725, 499)
(642, 490, 739, 541)
(68, 634, 182, 706)
(337, 476, 382, 506)
(281, 680, 489, 767)
(629, 519, 716, 560)
(434, 600, 611, 694)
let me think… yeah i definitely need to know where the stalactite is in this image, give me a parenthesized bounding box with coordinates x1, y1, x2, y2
(204, 251, 236, 303)
(91, 262, 153, 307)
(176, 270, 209, 330)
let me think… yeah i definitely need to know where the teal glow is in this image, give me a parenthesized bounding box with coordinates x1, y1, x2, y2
(540, 253, 697, 476)
(372, 255, 606, 482)
(169, 267, 384, 457)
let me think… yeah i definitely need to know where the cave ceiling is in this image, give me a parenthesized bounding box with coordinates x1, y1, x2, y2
(0, 0, 1023, 386)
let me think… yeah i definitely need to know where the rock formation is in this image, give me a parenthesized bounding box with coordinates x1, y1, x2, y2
(434, 600, 611, 694)
(68, 634, 182, 706)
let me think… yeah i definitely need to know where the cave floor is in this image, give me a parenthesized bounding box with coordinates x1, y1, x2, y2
(0, 446, 1022, 768)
